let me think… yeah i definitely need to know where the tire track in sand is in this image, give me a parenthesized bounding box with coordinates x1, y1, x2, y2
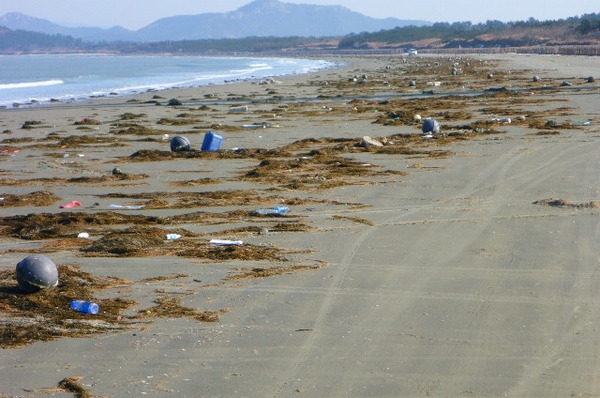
(270, 135, 599, 396)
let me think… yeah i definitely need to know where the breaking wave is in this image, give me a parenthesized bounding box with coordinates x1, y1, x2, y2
(0, 79, 64, 90)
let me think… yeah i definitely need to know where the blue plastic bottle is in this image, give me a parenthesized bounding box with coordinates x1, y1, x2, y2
(70, 300, 99, 314)
(255, 206, 289, 215)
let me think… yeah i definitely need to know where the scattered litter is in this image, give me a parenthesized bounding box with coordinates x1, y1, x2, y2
(70, 300, 99, 314)
(77, 232, 90, 239)
(201, 131, 223, 151)
(242, 123, 278, 129)
(359, 136, 383, 147)
(209, 239, 244, 246)
(571, 121, 591, 126)
(108, 204, 145, 210)
(260, 228, 270, 235)
(60, 200, 82, 209)
(422, 118, 440, 134)
(255, 206, 289, 215)
(170, 136, 191, 152)
(0, 149, 20, 155)
(229, 105, 249, 113)
(16, 254, 59, 293)
(167, 98, 183, 106)
(166, 233, 182, 240)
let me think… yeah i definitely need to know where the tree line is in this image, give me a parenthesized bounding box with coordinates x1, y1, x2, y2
(338, 13, 600, 49)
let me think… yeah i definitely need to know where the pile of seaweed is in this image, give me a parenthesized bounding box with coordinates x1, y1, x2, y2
(0, 264, 133, 348)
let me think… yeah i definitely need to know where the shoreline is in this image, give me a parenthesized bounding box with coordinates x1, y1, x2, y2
(1, 53, 600, 397)
(1, 54, 341, 109)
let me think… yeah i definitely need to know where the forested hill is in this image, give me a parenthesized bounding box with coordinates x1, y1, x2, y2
(338, 14, 600, 50)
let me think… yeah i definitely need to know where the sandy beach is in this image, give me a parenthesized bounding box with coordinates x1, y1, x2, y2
(1, 52, 600, 397)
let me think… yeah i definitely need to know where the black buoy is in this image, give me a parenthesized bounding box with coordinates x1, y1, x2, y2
(422, 118, 440, 134)
(16, 255, 59, 293)
(170, 136, 191, 152)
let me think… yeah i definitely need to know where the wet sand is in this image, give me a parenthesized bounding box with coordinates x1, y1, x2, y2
(1, 53, 600, 397)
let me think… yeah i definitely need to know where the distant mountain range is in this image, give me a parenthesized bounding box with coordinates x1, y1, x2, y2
(0, 0, 429, 42)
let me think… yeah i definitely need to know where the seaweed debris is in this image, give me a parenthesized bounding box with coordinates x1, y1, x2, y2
(138, 296, 227, 323)
(0, 264, 134, 348)
(0, 191, 61, 207)
(533, 198, 600, 208)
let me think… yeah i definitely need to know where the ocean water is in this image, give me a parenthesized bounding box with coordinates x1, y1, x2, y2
(0, 55, 334, 107)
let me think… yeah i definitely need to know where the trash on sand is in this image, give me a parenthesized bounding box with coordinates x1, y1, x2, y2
(166, 233, 182, 240)
(242, 123, 278, 129)
(77, 232, 90, 239)
(209, 239, 244, 246)
(108, 204, 145, 210)
(229, 105, 249, 113)
(170, 136, 191, 152)
(167, 98, 183, 106)
(422, 118, 440, 134)
(255, 206, 289, 215)
(70, 300, 99, 314)
(201, 131, 223, 151)
(16, 255, 59, 293)
(60, 200, 83, 209)
(359, 136, 384, 147)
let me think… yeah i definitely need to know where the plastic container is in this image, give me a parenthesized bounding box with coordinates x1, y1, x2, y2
(201, 131, 223, 151)
(70, 300, 99, 315)
(255, 206, 289, 215)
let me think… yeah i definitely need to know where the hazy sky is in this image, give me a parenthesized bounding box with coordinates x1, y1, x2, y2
(1, 0, 598, 30)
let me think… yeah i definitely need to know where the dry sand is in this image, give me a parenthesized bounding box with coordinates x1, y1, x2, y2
(0, 53, 600, 397)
